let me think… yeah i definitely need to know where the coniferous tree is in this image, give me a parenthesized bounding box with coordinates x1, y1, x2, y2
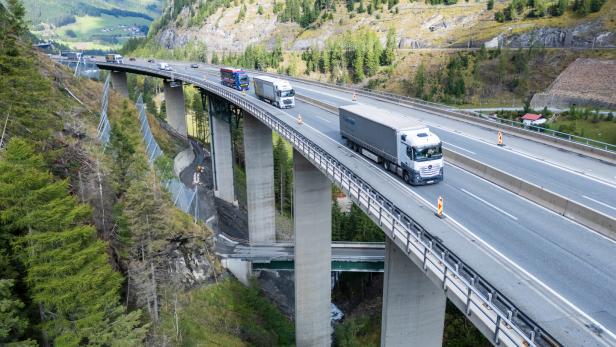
(415, 63, 426, 99)
(109, 102, 140, 196)
(381, 28, 396, 66)
(1, 139, 147, 345)
(0, 279, 35, 345)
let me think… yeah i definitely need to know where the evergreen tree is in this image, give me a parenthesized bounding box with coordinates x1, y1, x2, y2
(414, 63, 426, 99)
(555, 0, 567, 15)
(122, 175, 170, 323)
(0, 279, 34, 345)
(381, 27, 396, 65)
(487, 0, 494, 9)
(211, 51, 220, 65)
(159, 100, 167, 120)
(273, 138, 293, 214)
(1, 139, 147, 345)
(346, 0, 354, 11)
(109, 102, 140, 196)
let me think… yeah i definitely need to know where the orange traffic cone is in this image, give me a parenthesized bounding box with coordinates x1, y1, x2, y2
(497, 131, 504, 146)
(297, 114, 303, 125)
(352, 93, 357, 102)
(436, 196, 444, 218)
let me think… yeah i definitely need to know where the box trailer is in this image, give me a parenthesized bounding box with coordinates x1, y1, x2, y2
(253, 75, 295, 109)
(339, 103, 443, 185)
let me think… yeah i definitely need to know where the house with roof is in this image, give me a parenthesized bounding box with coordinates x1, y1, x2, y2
(521, 113, 546, 126)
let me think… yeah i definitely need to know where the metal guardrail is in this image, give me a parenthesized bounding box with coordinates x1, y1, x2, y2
(135, 94, 198, 217)
(97, 63, 560, 347)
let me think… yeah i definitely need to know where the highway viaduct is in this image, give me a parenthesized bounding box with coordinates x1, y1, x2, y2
(98, 60, 616, 347)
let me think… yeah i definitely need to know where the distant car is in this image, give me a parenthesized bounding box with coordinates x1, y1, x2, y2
(191, 63, 199, 69)
(159, 62, 170, 70)
(129, 57, 136, 61)
(166, 66, 173, 71)
(148, 58, 155, 63)
(90, 55, 96, 59)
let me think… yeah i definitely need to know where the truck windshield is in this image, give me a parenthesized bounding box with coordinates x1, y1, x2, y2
(413, 145, 442, 162)
(239, 75, 249, 85)
(279, 89, 295, 97)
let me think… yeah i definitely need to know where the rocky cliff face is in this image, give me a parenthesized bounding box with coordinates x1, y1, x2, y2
(503, 21, 615, 48)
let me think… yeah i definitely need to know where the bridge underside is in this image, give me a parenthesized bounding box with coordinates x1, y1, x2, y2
(252, 260, 383, 272)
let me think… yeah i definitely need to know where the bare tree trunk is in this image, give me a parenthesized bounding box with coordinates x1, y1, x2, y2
(146, 215, 159, 322)
(96, 160, 107, 233)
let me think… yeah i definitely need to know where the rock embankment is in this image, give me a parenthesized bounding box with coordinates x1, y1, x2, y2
(531, 58, 616, 110)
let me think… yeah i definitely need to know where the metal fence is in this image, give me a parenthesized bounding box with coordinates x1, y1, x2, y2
(95, 62, 562, 347)
(96, 75, 111, 146)
(135, 94, 198, 218)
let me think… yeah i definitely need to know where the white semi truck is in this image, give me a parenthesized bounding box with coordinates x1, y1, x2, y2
(253, 75, 295, 109)
(339, 104, 443, 185)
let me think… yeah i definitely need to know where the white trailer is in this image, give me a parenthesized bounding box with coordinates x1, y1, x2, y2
(339, 103, 443, 185)
(253, 75, 295, 109)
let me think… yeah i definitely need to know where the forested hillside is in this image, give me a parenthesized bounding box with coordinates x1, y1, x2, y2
(0, 1, 293, 345)
(26, 0, 163, 50)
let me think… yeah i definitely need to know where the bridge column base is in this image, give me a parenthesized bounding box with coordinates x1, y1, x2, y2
(163, 80, 187, 137)
(244, 113, 276, 243)
(110, 71, 128, 97)
(293, 149, 331, 347)
(381, 238, 446, 347)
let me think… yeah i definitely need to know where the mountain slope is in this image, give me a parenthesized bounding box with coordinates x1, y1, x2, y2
(145, 0, 615, 53)
(26, 0, 164, 50)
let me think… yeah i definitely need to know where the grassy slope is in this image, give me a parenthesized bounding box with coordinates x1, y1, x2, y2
(156, 278, 295, 346)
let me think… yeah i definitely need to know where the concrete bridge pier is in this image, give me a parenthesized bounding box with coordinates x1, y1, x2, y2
(163, 80, 187, 137)
(293, 149, 332, 347)
(207, 94, 235, 204)
(243, 113, 276, 243)
(381, 238, 446, 347)
(110, 71, 128, 97)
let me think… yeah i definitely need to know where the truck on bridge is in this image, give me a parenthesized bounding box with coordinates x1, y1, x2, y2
(105, 54, 123, 64)
(340, 104, 443, 185)
(253, 75, 295, 109)
(220, 67, 249, 91)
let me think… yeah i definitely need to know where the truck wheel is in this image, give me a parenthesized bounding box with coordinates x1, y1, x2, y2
(403, 171, 411, 183)
(383, 161, 390, 171)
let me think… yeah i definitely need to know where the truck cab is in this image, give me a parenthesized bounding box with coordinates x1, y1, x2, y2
(397, 128, 443, 185)
(274, 80, 295, 108)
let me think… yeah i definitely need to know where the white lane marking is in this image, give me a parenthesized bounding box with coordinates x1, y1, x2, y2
(443, 141, 476, 155)
(460, 188, 518, 220)
(583, 195, 616, 212)
(315, 115, 332, 123)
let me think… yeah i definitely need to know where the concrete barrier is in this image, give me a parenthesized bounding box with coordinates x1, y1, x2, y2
(295, 94, 338, 113)
(296, 91, 616, 239)
(444, 148, 616, 240)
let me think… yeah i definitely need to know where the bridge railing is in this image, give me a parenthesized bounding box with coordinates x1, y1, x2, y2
(135, 94, 198, 217)
(96, 63, 560, 347)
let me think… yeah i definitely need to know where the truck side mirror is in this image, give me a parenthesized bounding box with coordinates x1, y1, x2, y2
(401, 134, 406, 141)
